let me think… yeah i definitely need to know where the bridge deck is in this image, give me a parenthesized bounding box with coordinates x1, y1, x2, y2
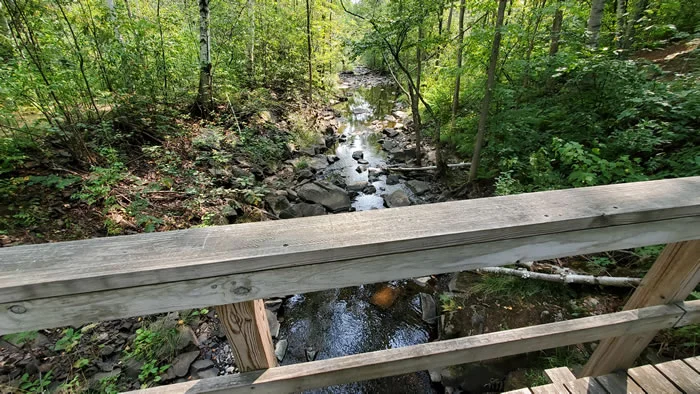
(505, 356, 700, 394)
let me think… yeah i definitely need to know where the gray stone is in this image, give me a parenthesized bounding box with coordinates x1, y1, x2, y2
(386, 174, 401, 185)
(420, 293, 437, 323)
(346, 182, 368, 192)
(429, 370, 442, 383)
(195, 368, 219, 379)
(363, 184, 377, 194)
(265, 194, 291, 217)
(384, 190, 410, 207)
(413, 276, 431, 286)
(297, 181, 351, 212)
(90, 369, 121, 387)
(275, 339, 288, 362)
(382, 128, 399, 138)
(356, 165, 366, 173)
(308, 155, 329, 172)
(99, 345, 115, 357)
(326, 155, 340, 163)
(296, 169, 314, 180)
(265, 298, 283, 312)
(406, 180, 431, 195)
(305, 347, 319, 362)
(357, 159, 369, 165)
(123, 358, 144, 380)
(191, 359, 215, 372)
(280, 203, 326, 219)
(171, 351, 200, 377)
(352, 151, 364, 160)
(382, 140, 398, 151)
(266, 309, 280, 339)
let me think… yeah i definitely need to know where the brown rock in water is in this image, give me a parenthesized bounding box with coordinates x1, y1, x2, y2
(370, 286, 400, 309)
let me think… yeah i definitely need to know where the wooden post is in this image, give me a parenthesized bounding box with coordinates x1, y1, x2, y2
(580, 240, 700, 377)
(216, 299, 278, 372)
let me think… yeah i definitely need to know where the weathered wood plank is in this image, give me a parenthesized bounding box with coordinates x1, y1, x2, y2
(654, 359, 700, 393)
(3, 218, 697, 334)
(594, 371, 644, 394)
(683, 356, 700, 373)
(581, 240, 700, 376)
(502, 389, 533, 394)
(1, 177, 699, 304)
(530, 383, 570, 394)
(563, 377, 607, 394)
(627, 364, 681, 394)
(674, 299, 700, 327)
(124, 303, 685, 394)
(544, 367, 575, 384)
(216, 300, 277, 372)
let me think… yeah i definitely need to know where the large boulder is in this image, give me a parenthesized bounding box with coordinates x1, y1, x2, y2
(308, 155, 329, 172)
(406, 180, 431, 195)
(384, 190, 410, 207)
(297, 181, 351, 212)
(265, 194, 292, 217)
(279, 203, 326, 219)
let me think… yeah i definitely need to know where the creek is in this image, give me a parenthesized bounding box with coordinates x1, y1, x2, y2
(277, 73, 438, 393)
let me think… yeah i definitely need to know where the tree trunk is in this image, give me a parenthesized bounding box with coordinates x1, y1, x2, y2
(305, 0, 312, 102)
(247, 0, 255, 84)
(105, 0, 123, 43)
(445, 2, 454, 33)
(615, 0, 626, 48)
(623, 0, 647, 49)
(157, 0, 168, 100)
(549, 0, 563, 56)
(409, 84, 422, 168)
(586, 0, 606, 47)
(195, 0, 212, 115)
(450, 0, 466, 129)
(468, 0, 506, 183)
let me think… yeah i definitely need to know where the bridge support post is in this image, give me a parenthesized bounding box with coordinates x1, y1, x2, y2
(580, 240, 700, 377)
(215, 299, 278, 372)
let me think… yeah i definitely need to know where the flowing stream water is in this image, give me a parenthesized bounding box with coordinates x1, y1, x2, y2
(277, 80, 437, 393)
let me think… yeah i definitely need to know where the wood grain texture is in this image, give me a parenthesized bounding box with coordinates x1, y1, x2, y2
(594, 371, 644, 394)
(544, 367, 575, 384)
(683, 356, 700, 373)
(530, 383, 570, 394)
(654, 359, 700, 393)
(2, 217, 698, 334)
(627, 364, 681, 394)
(674, 299, 700, 327)
(1, 177, 699, 304)
(563, 377, 606, 394)
(215, 300, 277, 372)
(581, 240, 700, 377)
(125, 303, 686, 394)
(502, 389, 532, 394)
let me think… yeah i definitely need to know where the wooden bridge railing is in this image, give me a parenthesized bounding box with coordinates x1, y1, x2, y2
(1, 177, 699, 392)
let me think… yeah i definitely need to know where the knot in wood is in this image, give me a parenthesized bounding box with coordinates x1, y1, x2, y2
(9, 305, 27, 314)
(233, 286, 251, 295)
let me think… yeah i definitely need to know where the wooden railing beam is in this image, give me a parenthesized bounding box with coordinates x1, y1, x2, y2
(580, 240, 700, 377)
(215, 300, 278, 372)
(126, 302, 698, 394)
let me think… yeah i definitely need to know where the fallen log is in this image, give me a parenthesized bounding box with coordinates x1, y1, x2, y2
(474, 267, 641, 287)
(382, 162, 471, 172)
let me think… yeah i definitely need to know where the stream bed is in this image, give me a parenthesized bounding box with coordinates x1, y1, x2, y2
(277, 72, 438, 393)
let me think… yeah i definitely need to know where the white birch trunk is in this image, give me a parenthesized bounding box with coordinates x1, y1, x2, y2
(196, 0, 212, 110)
(587, 0, 606, 47)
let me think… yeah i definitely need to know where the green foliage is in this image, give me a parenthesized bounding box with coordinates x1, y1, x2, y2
(18, 371, 52, 393)
(586, 256, 616, 275)
(138, 360, 170, 385)
(73, 162, 126, 206)
(469, 273, 574, 300)
(2, 330, 38, 347)
(54, 328, 82, 352)
(98, 374, 120, 394)
(438, 294, 461, 312)
(125, 319, 179, 363)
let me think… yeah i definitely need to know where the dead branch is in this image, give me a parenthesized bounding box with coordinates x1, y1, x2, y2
(474, 266, 641, 287)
